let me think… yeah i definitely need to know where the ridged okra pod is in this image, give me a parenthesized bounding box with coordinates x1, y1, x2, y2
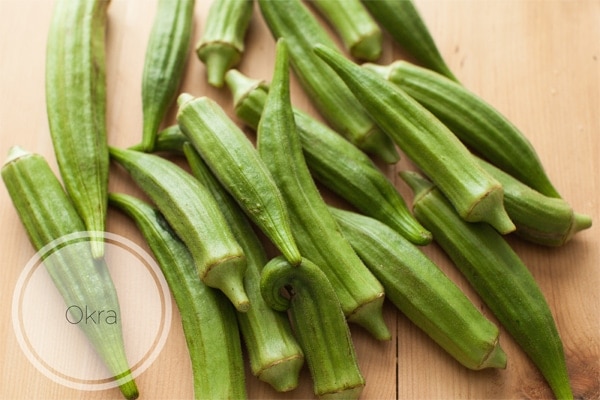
(257, 40, 389, 340)
(108, 193, 246, 400)
(45, 0, 110, 259)
(2, 147, 138, 399)
(402, 171, 573, 400)
(260, 257, 365, 399)
(176, 94, 302, 266)
(140, 0, 195, 151)
(183, 143, 304, 392)
(366, 60, 562, 198)
(330, 207, 507, 370)
(309, 0, 382, 61)
(109, 147, 250, 311)
(361, 0, 458, 81)
(196, 0, 253, 87)
(476, 158, 591, 246)
(257, 0, 399, 163)
(224, 69, 431, 245)
(314, 45, 516, 234)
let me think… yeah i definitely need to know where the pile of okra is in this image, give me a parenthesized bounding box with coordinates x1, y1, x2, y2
(2, 0, 594, 399)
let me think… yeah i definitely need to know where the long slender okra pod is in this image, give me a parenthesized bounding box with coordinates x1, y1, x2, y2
(183, 143, 304, 392)
(257, 40, 389, 340)
(314, 45, 516, 234)
(309, 0, 382, 61)
(140, 0, 195, 151)
(401, 171, 573, 400)
(108, 193, 246, 400)
(196, 0, 253, 87)
(2, 147, 138, 399)
(224, 69, 431, 245)
(330, 207, 507, 370)
(176, 94, 302, 266)
(365, 60, 562, 198)
(476, 157, 591, 246)
(361, 0, 458, 81)
(109, 146, 250, 311)
(260, 257, 365, 399)
(45, 0, 110, 259)
(257, 0, 399, 163)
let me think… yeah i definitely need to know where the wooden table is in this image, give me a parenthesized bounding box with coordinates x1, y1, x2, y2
(1, 1, 598, 399)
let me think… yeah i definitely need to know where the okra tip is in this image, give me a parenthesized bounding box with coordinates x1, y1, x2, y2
(4, 145, 30, 166)
(224, 69, 268, 109)
(200, 44, 241, 88)
(478, 340, 507, 370)
(350, 30, 382, 62)
(258, 355, 304, 393)
(177, 92, 195, 108)
(117, 375, 139, 400)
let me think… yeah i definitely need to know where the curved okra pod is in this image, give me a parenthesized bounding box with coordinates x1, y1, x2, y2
(257, 0, 399, 163)
(224, 69, 431, 245)
(196, 0, 253, 87)
(365, 60, 562, 198)
(260, 257, 365, 400)
(309, 0, 382, 61)
(476, 157, 591, 246)
(183, 143, 304, 392)
(361, 0, 458, 82)
(2, 147, 138, 400)
(257, 40, 389, 340)
(109, 147, 250, 312)
(330, 206, 507, 370)
(314, 44, 516, 234)
(140, 0, 195, 151)
(108, 193, 246, 400)
(401, 171, 573, 400)
(45, 0, 110, 258)
(176, 94, 302, 266)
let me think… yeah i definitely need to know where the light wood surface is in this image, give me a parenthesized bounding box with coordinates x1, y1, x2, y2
(1, 1, 599, 399)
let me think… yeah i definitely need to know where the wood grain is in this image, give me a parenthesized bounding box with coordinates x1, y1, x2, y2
(1, 0, 598, 399)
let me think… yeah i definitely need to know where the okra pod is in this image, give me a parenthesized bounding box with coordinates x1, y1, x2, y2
(309, 0, 382, 61)
(224, 69, 431, 245)
(260, 257, 365, 399)
(108, 193, 246, 400)
(361, 0, 458, 81)
(330, 207, 507, 370)
(148, 124, 188, 154)
(402, 171, 573, 400)
(45, 0, 110, 258)
(314, 44, 516, 234)
(366, 60, 562, 198)
(2, 147, 138, 399)
(257, 40, 390, 340)
(109, 147, 250, 311)
(196, 0, 253, 87)
(183, 143, 304, 392)
(257, 0, 400, 163)
(140, 0, 195, 151)
(176, 94, 302, 266)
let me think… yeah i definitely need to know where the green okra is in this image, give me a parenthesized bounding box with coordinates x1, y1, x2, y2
(148, 124, 188, 154)
(257, 39, 390, 340)
(109, 146, 250, 311)
(183, 143, 304, 392)
(108, 193, 246, 400)
(314, 44, 516, 234)
(361, 0, 458, 81)
(260, 257, 365, 400)
(196, 0, 253, 87)
(366, 60, 562, 198)
(45, 0, 110, 259)
(309, 0, 382, 61)
(224, 69, 431, 245)
(402, 170, 573, 400)
(140, 0, 195, 151)
(2, 147, 138, 400)
(476, 157, 591, 246)
(330, 206, 507, 370)
(176, 94, 302, 266)
(257, 0, 399, 163)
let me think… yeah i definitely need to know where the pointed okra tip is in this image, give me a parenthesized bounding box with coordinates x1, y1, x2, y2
(4, 145, 31, 166)
(224, 69, 268, 109)
(399, 170, 435, 205)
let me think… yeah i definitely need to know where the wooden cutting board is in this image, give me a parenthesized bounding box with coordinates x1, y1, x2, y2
(1, 1, 598, 399)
